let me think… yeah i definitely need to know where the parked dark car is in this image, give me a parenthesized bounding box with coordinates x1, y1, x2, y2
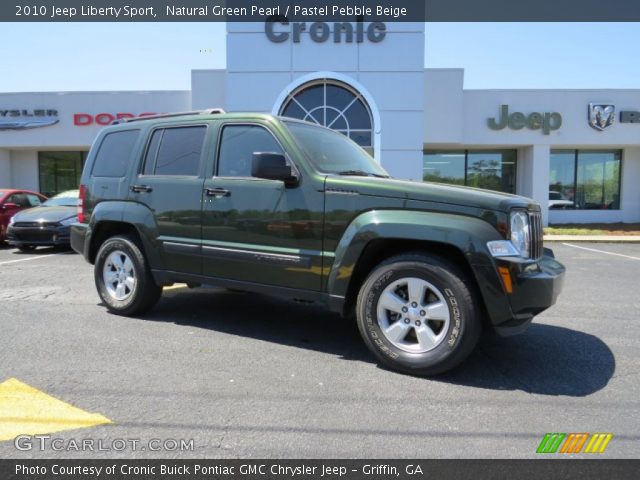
(7, 190, 79, 251)
(0, 189, 48, 243)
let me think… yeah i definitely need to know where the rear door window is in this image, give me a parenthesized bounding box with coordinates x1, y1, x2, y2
(91, 129, 140, 178)
(25, 194, 43, 206)
(142, 126, 206, 176)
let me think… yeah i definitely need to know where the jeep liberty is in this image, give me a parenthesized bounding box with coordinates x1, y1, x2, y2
(71, 110, 565, 375)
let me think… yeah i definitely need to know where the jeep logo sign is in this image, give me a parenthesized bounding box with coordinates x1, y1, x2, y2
(488, 105, 562, 135)
(265, 20, 386, 43)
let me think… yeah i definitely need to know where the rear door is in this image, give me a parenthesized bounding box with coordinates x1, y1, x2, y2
(128, 123, 211, 274)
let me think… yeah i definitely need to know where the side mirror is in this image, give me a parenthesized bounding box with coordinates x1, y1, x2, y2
(1, 202, 19, 211)
(251, 152, 298, 186)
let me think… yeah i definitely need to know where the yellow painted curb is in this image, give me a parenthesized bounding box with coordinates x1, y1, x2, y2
(0, 378, 111, 441)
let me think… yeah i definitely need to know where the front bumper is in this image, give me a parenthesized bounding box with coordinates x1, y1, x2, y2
(7, 224, 71, 246)
(491, 248, 566, 335)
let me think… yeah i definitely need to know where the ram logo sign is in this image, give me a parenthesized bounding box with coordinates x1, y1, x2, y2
(536, 432, 613, 454)
(588, 103, 616, 131)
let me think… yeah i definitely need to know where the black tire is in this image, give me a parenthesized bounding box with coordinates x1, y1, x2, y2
(94, 235, 162, 316)
(18, 245, 36, 252)
(356, 252, 481, 376)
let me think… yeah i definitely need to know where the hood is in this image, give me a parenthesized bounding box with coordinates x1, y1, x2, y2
(12, 205, 77, 223)
(325, 175, 538, 212)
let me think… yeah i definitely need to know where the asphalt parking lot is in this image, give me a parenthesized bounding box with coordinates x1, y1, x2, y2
(0, 242, 638, 458)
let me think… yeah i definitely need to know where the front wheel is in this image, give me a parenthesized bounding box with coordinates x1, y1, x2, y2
(356, 253, 481, 376)
(94, 235, 162, 316)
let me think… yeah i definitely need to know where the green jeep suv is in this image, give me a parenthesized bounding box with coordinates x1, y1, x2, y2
(71, 110, 565, 375)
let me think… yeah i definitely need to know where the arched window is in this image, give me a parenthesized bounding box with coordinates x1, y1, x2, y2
(279, 79, 374, 155)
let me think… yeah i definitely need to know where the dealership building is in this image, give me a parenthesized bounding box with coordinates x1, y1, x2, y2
(1, 22, 639, 225)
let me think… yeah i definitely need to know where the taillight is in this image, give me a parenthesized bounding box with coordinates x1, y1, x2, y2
(78, 184, 87, 223)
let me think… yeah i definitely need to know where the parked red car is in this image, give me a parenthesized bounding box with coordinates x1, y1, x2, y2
(0, 189, 48, 243)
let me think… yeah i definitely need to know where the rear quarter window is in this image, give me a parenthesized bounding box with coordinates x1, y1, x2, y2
(91, 129, 140, 178)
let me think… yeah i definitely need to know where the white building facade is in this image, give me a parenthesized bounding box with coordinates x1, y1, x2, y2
(1, 22, 639, 225)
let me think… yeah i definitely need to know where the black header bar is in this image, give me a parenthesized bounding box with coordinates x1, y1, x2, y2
(3, 0, 640, 22)
(3, 459, 640, 480)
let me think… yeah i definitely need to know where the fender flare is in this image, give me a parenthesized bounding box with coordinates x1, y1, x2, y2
(87, 201, 164, 269)
(325, 209, 508, 319)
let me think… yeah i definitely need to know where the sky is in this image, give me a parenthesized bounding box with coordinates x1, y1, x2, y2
(0, 22, 639, 92)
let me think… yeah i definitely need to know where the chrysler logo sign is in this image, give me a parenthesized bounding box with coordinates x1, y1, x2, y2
(0, 109, 59, 130)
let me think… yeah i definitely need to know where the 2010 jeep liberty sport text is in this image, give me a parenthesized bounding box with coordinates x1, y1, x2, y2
(71, 110, 565, 375)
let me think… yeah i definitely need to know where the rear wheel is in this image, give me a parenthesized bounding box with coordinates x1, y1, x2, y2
(356, 253, 481, 376)
(94, 235, 162, 316)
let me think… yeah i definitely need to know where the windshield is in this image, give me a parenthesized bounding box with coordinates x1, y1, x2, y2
(285, 121, 389, 177)
(43, 190, 79, 207)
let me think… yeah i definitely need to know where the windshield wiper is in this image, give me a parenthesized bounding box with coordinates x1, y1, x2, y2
(337, 170, 388, 178)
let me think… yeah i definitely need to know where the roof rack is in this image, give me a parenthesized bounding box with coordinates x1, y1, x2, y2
(111, 108, 225, 125)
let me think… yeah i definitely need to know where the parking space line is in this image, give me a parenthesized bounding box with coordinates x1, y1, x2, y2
(0, 378, 111, 441)
(562, 243, 640, 261)
(0, 253, 61, 266)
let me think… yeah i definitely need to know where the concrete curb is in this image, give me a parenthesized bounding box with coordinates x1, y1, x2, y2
(544, 235, 640, 243)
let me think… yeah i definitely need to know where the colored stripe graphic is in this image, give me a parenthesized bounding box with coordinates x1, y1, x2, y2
(584, 433, 613, 453)
(536, 433, 566, 453)
(537, 433, 613, 454)
(560, 433, 589, 453)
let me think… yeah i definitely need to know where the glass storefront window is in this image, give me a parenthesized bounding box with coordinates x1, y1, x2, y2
(549, 150, 621, 210)
(423, 150, 517, 194)
(467, 151, 516, 192)
(549, 150, 576, 208)
(423, 151, 465, 186)
(38, 151, 86, 197)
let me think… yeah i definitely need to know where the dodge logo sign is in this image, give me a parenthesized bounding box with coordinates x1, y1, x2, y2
(588, 103, 615, 131)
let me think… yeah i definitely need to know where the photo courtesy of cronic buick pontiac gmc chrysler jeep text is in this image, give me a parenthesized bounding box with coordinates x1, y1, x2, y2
(71, 110, 565, 376)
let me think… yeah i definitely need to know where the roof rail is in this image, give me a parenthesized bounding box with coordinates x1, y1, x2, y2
(111, 108, 226, 125)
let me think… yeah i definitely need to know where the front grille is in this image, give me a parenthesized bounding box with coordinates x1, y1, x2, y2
(529, 211, 543, 259)
(13, 221, 58, 228)
(12, 230, 55, 241)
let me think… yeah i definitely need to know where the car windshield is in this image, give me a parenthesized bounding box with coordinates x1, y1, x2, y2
(285, 121, 389, 177)
(43, 190, 79, 207)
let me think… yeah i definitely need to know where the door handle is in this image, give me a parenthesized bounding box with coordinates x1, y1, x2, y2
(204, 187, 231, 198)
(130, 184, 153, 193)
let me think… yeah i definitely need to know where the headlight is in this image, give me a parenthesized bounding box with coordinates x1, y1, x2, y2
(509, 210, 530, 258)
(60, 216, 77, 226)
(487, 210, 531, 258)
(8, 215, 16, 226)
